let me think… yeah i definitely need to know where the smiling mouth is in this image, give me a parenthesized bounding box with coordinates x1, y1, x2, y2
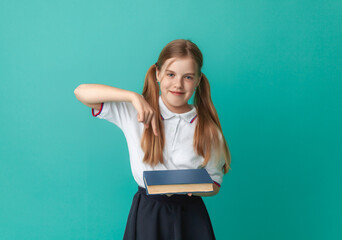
(170, 91, 185, 95)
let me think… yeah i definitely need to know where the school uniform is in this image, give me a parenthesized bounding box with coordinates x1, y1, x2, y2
(92, 95, 225, 240)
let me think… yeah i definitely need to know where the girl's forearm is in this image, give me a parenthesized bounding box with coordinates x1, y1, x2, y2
(74, 84, 137, 104)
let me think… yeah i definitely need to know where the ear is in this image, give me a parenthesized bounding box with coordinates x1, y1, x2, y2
(156, 69, 160, 82)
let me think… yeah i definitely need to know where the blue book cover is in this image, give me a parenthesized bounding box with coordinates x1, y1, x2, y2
(143, 168, 214, 195)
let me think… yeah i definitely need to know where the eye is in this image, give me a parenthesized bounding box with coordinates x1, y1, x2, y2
(167, 73, 174, 77)
(185, 76, 193, 80)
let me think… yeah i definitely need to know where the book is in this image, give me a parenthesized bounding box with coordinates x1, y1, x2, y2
(143, 168, 214, 195)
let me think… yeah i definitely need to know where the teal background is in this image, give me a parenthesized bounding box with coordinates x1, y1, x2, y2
(1, 0, 341, 239)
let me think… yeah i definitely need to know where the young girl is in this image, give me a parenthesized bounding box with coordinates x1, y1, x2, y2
(74, 39, 231, 240)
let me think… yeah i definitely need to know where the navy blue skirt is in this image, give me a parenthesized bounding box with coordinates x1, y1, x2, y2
(123, 186, 216, 240)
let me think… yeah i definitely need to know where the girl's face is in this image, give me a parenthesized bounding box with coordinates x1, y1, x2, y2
(156, 57, 202, 114)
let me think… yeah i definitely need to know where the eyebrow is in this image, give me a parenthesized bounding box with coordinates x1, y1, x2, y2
(165, 69, 195, 75)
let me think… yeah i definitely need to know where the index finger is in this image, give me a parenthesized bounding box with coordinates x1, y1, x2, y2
(151, 115, 158, 136)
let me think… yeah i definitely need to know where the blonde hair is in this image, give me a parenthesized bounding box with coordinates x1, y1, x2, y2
(141, 39, 231, 174)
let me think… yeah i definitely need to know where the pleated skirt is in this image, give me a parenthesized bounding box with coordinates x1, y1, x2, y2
(123, 186, 216, 240)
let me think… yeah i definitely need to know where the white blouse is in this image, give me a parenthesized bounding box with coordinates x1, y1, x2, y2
(92, 95, 225, 189)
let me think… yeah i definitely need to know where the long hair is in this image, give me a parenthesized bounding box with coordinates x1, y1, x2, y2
(141, 39, 231, 174)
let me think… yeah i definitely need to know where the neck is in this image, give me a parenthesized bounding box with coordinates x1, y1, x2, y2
(161, 95, 192, 114)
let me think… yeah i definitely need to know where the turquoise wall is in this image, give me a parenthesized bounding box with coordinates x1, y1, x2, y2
(1, 0, 341, 239)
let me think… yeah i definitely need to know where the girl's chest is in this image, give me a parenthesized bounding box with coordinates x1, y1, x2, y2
(130, 117, 203, 168)
(163, 118, 203, 168)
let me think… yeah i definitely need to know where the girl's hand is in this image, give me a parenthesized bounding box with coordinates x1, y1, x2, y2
(165, 193, 193, 197)
(131, 93, 158, 136)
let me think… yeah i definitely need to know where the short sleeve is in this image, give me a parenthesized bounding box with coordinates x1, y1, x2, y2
(204, 132, 226, 187)
(92, 101, 137, 130)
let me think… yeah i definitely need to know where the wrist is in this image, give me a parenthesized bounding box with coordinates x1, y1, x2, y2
(128, 91, 140, 103)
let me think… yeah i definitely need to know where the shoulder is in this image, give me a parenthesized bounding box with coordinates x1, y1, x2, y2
(97, 101, 139, 128)
(107, 101, 137, 113)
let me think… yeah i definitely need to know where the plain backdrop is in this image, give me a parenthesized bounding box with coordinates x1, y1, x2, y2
(0, 0, 341, 239)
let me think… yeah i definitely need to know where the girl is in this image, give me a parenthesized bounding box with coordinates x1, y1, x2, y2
(74, 39, 231, 240)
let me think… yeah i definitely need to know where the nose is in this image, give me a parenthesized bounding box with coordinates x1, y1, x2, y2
(174, 76, 184, 88)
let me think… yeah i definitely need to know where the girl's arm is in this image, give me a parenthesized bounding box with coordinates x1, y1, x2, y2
(74, 84, 136, 106)
(74, 84, 158, 135)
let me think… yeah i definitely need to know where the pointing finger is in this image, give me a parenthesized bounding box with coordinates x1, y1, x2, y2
(145, 112, 153, 128)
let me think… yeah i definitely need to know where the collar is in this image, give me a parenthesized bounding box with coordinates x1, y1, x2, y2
(159, 95, 197, 123)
